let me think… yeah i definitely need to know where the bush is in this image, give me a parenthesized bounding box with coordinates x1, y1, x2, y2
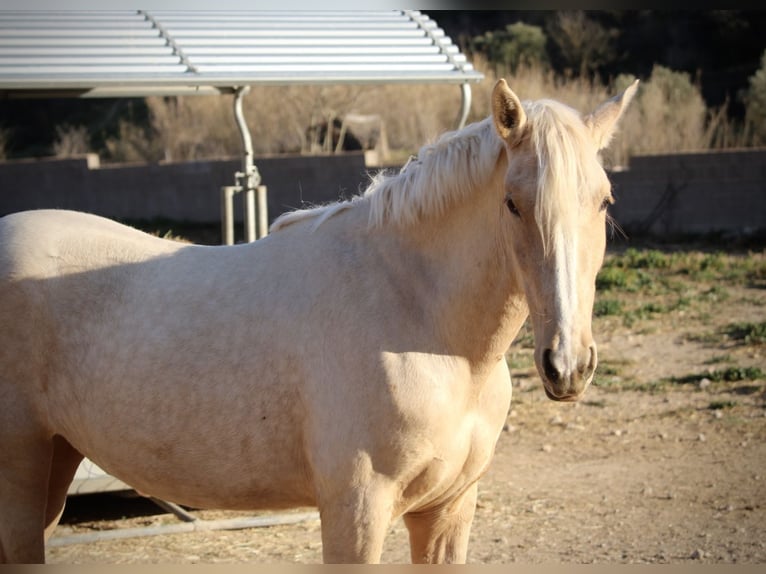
(596, 267, 630, 291)
(546, 11, 618, 79)
(594, 299, 623, 316)
(607, 65, 709, 167)
(743, 49, 766, 146)
(471, 22, 548, 74)
(53, 125, 91, 158)
(723, 321, 766, 346)
(86, 58, 743, 166)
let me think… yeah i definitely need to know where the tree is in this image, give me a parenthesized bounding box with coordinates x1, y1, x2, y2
(546, 11, 618, 79)
(470, 21, 548, 73)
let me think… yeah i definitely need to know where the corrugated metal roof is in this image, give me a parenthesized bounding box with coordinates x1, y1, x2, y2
(0, 10, 482, 96)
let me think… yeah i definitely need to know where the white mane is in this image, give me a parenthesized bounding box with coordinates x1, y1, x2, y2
(270, 100, 603, 241)
(269, 118, 502, 233)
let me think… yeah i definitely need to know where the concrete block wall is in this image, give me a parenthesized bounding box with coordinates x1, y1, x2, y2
(609, 149, 766, 236)
(0, 149, 763, 238)
(0, 152, 370, 226)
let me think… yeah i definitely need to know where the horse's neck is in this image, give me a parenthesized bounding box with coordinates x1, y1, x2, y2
(393, 186, 528, 373)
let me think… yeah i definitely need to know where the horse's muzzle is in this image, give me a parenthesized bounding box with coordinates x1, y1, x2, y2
(539, 344, 597, 401)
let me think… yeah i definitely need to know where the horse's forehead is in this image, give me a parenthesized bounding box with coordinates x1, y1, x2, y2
(503, 151, 538, 191)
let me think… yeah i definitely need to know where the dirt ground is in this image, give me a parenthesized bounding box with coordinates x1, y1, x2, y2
(46, 247, 766, 564)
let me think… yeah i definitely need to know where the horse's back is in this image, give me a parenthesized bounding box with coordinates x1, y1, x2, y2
(0, 208, 184, 383)
(0, 209, 180, 275)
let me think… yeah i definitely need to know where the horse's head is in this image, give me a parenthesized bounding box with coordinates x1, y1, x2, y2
(492, 78, 638, 402)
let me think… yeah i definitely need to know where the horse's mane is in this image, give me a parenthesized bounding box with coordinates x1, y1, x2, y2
(270, 118, 501, 233)
(270, 99, 601, 241)
(363, 118, 501, 229)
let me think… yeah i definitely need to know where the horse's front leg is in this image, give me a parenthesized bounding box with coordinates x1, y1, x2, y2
(403, 482, 478, 564)
(317, 478, 395, 564)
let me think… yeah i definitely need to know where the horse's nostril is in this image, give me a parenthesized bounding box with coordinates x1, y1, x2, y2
(542, 348, 560, 383)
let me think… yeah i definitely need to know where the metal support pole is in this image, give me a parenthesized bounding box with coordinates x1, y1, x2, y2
(221, 186, 236, 246)
(233, 86, 258, 193)
(257, 185, 268, 239)
(243, 187, 256, 243)
(456, 82, 472, 130)
(220, 86, 269, 245)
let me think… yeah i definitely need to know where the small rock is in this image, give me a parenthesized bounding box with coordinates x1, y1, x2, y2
(698, 378, 712, 390)
(549, 415, 564, 426)
(541, 444, 553, 453)
(698, 433, 706, 442)
(690, 549, 705, 560)
(714, 410, 723, 419)
(612, 429, 623, 437)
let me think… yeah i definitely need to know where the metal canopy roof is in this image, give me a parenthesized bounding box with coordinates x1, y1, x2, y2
(0, 10, 484, 251)
(0, 10, 483, 97)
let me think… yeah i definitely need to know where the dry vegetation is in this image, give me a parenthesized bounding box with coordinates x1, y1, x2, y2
(48, 58, 752, 170)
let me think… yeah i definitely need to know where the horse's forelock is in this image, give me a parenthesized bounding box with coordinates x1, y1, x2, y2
(525, 99, 601, 256)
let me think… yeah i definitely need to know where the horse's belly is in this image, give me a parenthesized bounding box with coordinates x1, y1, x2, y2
(55, 372, 316, 511)
(82, 427, 316, 510)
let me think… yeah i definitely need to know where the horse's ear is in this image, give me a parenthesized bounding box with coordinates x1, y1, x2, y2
(584, 79, 640, 150)
(492, 79, 527, 145)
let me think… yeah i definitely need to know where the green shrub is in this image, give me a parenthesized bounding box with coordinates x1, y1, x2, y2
(596, 267, 629, 291)
(672, 366, 764, 385)
(723, 322, 766, 346)
(594, 299, 623, 316)
(710, 366, 764, 382)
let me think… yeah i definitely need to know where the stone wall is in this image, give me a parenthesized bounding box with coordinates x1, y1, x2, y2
(0, 149, 763, 239)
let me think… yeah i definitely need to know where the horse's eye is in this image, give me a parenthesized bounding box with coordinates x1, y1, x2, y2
(599, 197, 614, 212)
(506, 197, 520, 217)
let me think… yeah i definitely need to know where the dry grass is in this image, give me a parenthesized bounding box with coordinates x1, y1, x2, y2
(53, 125, 91, 158)
(99, 59, 749, 167)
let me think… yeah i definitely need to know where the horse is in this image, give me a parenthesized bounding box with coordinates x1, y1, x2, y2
(0, 78, 638, 563)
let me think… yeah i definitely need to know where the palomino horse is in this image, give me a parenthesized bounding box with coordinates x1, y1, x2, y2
(0, 79, 637, 563)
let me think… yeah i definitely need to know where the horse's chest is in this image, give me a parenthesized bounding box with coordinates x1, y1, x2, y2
(397, 410, 505, 515)
(396, 366, 511, 513)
